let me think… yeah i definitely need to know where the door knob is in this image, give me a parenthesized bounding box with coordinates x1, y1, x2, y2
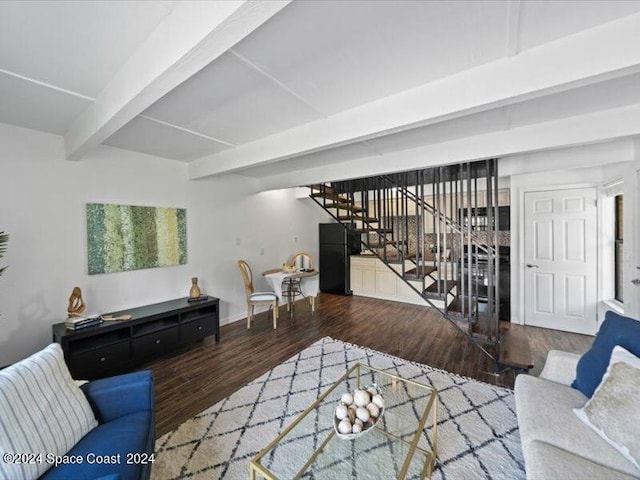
(632, 278, 640, 286)
(526, 264, 539, 268)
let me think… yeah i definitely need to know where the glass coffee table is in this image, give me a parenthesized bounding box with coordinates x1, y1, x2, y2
(250, 363, 438, 479)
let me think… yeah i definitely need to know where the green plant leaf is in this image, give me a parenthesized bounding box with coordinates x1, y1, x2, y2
(0, 232, 7, 253)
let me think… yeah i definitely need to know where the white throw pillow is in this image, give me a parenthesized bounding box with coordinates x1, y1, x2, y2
(574, 345, 640, 471)
(0, 344, 98, 480)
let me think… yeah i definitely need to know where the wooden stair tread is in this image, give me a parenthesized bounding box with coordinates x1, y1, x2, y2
(309, 176, 510, 370)
(338, 215, 379, 222)
(498, 321, 534, 370)
(444, 297, 498, 346)
(309, 184, 338, 194)
(470, 308, 494, 341)
(324, 203, 364, 212)
(310, 192, 352, 204)
(423, 280, 457, 298)
(404, 266, 437, 279)
(309, 185, 351, 204)
(353, 227, 393, 234)
(446, 296, 476, 317)
(443, 312, 495, 345)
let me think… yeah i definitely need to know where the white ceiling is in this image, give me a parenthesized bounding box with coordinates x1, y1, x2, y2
(0, 1, 175, 97)
(140, 51, 324, 146)
(230, 0, 509, 115)
(1, 0, 640, 187)
(517, 0, 640, 51)
(0, 0, 175, 133)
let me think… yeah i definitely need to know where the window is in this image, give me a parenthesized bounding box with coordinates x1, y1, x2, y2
(614, 194, 623, 302)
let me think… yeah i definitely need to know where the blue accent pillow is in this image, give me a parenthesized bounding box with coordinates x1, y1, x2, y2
(572, 311, 640, 397)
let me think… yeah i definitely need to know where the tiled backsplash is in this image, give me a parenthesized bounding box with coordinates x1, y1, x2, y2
(367, 216, 510, 258)
(425, 231, 511, 248)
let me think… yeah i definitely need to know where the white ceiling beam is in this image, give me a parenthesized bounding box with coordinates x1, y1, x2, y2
(189, 12, 640, 180)
(255, 103, 640, 191)
(64, 0, 291, 161)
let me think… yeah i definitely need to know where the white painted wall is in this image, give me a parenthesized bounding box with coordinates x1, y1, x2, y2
(500, 140, 634, 177)
(0, 123, 330, 365)
(621, 139, 640, 319)
(187, 174, 329, 326)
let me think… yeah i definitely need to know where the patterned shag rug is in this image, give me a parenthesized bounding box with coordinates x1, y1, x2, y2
(151, 337, 525, 479)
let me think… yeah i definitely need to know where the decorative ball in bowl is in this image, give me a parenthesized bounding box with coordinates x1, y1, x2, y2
(334, 384, 385, 439)
(282, 264, 297, 272)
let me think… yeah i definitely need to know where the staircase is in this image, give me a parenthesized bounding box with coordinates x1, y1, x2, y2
(309, 160, 532, 374)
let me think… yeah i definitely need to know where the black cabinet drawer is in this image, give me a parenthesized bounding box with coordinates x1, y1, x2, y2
(53, 297, 220, 379)
(133, 327, 179, 361)
(181, 316, 215, 343)
(69, 340, 131, 379)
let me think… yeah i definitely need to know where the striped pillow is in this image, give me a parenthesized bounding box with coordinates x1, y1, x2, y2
(0, 343, 97, 480)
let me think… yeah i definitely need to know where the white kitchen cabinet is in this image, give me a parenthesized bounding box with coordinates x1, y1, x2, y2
(375, 269, 397, 297)
(350, 255, 431, 306)
(351, 256, 376, 296)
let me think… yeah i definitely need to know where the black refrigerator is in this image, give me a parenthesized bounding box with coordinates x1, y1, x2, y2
(319, 223, 360, 295)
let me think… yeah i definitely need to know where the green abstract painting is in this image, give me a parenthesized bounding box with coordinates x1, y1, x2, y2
(86, 203, 186, 275)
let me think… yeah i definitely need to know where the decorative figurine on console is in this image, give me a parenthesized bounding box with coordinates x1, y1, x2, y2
(67, 286, 86, 317)
(188, 277, 207, 302)
(189, 277, 201, 298)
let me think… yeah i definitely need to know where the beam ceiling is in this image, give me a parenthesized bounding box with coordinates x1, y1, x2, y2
(189, 12, 640, 180)
(257, 103, 640, 191)
(64, 0, 291, 161)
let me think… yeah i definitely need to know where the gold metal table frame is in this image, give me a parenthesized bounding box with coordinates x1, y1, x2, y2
(250, 362, 438, 479)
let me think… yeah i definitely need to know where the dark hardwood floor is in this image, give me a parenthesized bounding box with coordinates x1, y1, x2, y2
(141, 293, 593, 437)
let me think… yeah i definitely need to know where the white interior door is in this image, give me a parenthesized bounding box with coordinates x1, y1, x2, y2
(524, 187, 598, 334)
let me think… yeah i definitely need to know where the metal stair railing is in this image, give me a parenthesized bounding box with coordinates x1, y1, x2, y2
(380, 175, 497, 257)
(309, 161, 501, 365)
(379, 160, 501, 345)
(310, 185, 435, 308)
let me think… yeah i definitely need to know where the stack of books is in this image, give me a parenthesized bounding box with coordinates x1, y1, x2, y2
(66, 313, 103, 330)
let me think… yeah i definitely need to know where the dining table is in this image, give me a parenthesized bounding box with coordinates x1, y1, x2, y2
(262, 268, 320, 319)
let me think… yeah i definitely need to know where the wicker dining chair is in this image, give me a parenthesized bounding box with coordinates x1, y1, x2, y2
(290, 252, 314, 270)
(237, 259, 279, 329)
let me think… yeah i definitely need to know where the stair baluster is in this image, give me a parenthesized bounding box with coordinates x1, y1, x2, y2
(308, 160, 508, 371)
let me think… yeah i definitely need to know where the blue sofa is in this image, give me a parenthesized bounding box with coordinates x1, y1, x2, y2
(40, 371, 155, 480)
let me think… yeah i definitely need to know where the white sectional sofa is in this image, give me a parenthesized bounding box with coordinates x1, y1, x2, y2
(515, 350, 640, 480)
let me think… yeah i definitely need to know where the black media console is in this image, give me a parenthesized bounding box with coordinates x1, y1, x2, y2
(52, 296, 219, 380)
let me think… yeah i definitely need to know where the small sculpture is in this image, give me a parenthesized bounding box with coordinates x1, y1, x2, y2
(67, 286, 86, 317)
(189, 277, 201, 298)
